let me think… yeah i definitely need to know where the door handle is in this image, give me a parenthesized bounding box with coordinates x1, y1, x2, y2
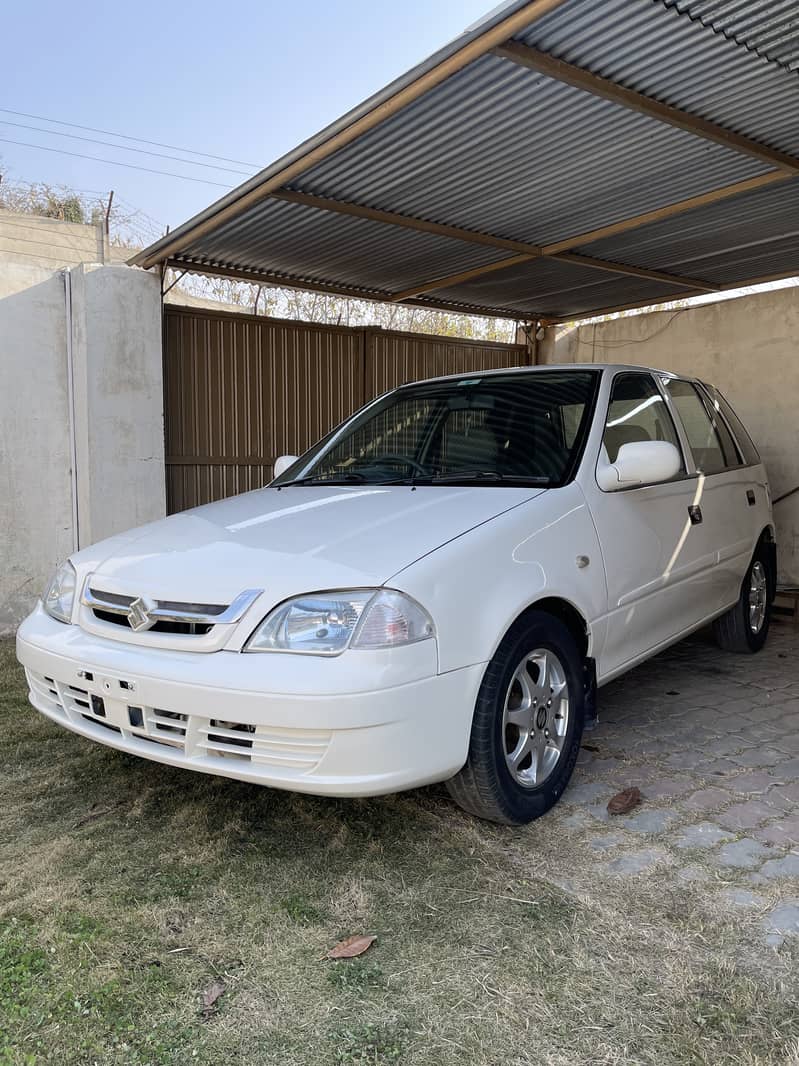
(688, 505, 703, 525)
(746, 489, 756, 506)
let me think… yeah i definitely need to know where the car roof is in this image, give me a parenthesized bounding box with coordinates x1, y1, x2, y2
(399, 363, 690, 387)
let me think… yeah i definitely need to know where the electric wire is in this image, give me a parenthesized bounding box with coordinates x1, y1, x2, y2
(0, 138, 236, 187)
(0, 120, 254, 175)
(0, 107, 259, 168)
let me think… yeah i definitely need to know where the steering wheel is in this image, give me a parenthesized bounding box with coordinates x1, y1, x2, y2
(354, 453, 428, 475)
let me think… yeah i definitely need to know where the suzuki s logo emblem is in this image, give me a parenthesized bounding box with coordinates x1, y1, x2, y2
(127, 596, 156, 631)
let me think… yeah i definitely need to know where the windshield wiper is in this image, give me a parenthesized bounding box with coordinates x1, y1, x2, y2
(374, 470, 552, 486)
(429, 471, 552, 485)
(279, 472, 367, 486)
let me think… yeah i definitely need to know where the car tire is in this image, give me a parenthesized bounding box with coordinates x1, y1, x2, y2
(446, 611, 585, 825)
(712, 542, 773, 654)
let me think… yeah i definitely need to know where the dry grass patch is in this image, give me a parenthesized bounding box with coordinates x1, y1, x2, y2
(1, 638, 797, 1065)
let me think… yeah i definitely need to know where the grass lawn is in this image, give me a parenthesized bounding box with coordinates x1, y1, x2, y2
(1, 637, 797, 1065)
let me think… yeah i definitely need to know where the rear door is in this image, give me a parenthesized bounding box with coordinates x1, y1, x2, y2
(665, 378, 763, 610)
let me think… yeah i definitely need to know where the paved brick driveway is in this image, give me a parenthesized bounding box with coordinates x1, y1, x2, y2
(549, 624, 799, 948)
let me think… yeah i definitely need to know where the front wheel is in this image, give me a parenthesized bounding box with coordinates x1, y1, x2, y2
(713, 543, 773, 654)
(446, 612, 585, 825)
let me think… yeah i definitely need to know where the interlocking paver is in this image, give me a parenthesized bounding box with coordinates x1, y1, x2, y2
(622, 809, 680, 834)
(546, 628, 797, 909)
(563, 782, 610, 806)
(722, 888, 766, 908)
(588, 831, 627, 851)
(644, 775, 696, 800)
(663, 750, 709, 771)
(677, 864, 710, 883)
(583, 757, 627, 777)
(754, 819, 799, 847)
(684, 787, 733, 812)
(674, 822, 734, 849)
(763, 900, 799, 947)
(713, 838, 773, 869)
(732, 748, 789, 769)
(602, 848, 669, 876)
(767, 781, 799, 805)
(717, 800, 777, 831)
(701, 736, 750, 758)
(728, 771, 785, 795)
(759, 852, 799, 880)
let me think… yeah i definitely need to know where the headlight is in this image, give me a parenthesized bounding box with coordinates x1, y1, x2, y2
(245, 589, 435, 655)
(42, 561, 77, 624)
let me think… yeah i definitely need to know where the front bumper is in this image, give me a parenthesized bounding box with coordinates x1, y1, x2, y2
(16, 606, 484, 797)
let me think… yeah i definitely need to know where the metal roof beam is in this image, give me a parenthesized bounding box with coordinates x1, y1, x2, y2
(546, 268, 799, 324)
(541, 172, 791, 254)
(493, 41, 799, 175)
(392, 251, 719, 302)
(271, 190, 543, 255)
(552, 252, 720, 291)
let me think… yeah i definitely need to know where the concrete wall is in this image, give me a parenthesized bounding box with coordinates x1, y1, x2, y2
(0, 260, 164, 633)
(0, 210, 135, 271)
(546, 286, 799, 584)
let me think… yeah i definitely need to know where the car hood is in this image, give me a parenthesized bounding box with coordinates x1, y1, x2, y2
(79, 484, 546, 605)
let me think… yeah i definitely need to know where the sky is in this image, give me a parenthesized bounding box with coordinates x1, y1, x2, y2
(1, 0, 496, 244)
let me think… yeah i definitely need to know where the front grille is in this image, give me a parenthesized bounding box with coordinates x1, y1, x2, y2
(80, 580, 264, 641)
(92, 608, 213, 636)
(25, 669, 331, 771)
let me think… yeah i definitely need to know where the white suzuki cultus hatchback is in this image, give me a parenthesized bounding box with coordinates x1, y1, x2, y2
(17, 364, 775, 824)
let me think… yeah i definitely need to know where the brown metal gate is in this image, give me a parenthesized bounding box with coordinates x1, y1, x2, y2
(164, 305, 529, 513)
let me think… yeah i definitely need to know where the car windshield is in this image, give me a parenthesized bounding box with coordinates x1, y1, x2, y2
(273, 370, 600, 487)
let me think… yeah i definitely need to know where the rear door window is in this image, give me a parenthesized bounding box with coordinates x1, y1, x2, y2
(666, 380, 740, 474)
(701, 384, 760, 466)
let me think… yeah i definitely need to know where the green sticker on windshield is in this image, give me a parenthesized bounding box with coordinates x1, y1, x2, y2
(457, 378, 481, 386)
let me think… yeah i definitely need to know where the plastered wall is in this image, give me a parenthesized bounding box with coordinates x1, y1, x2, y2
(546, 286, 799, 584)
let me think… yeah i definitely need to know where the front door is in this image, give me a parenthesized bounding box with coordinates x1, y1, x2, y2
(583, 371, 716, 679)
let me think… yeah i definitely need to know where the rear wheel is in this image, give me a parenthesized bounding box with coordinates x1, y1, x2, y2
(713, 544, 772, 653)
(446, 612, 585, 825)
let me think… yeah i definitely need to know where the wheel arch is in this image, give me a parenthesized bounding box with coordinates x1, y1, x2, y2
(501, 596, 590, 661)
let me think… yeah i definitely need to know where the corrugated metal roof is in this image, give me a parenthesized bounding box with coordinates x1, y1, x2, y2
(662, 1, 799, 74)
(133, 0, 799, 322)
(293, 56, 769, 247)
(514, 0, 799, 155)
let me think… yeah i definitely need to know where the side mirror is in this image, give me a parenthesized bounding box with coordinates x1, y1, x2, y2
(273, 454, 299, 479)
(597, 440, 681, 492)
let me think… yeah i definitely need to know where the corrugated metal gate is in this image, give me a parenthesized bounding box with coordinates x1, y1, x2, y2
(164, 305, 529, 513)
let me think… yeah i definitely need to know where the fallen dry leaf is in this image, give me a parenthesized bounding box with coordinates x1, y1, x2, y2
(326, 934, 377, 960)
(607, 786, 642, 816)
(200, 978, 226, 1020)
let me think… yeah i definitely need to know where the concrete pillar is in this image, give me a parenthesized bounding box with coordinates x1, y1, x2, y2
(67, 264, 165, 549)
(538, 324, 558, 364)
(0, 261, 165, 633)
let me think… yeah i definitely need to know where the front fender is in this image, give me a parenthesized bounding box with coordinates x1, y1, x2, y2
(390, 483, 607, 673)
